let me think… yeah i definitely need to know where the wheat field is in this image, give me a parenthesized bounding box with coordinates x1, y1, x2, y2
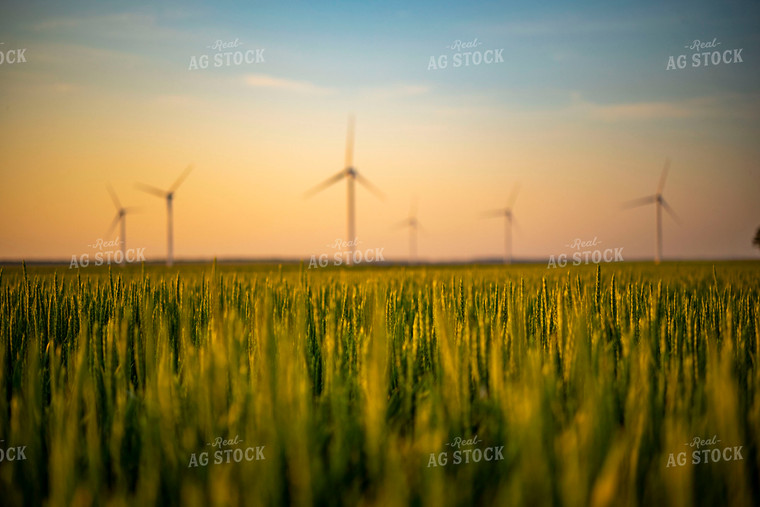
(0, 261, 757, 506)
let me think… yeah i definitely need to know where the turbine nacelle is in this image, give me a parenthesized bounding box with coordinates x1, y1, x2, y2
(395, 215, 421, 231)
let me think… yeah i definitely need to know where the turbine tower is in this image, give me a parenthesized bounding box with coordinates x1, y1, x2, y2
(394, 199, 422, 263)
(483, 184, 520, 264)
(304, 116, 384, 264)
(136, 165, 192, 267)
(106, 185, 137, 265)
(623, 159, 679, 264)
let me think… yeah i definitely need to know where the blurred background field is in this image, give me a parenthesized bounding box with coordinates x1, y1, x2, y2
(0, 261, 758, 506)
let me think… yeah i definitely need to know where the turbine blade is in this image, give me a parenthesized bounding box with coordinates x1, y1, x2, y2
(169, 164, 193, 193)
(507, 183, 521, 208)
(136, 182, 167, 198)
(106, 184, 122, 210)
(410, 195, 418, 219)
(392, 218, 411, 229)
(355, 172, 385, 200)
(303, 170, 346, 198)
(511, 215, 520, 233)
(657, 158, 671, 194)
(345, 115, 355, 169)
(621, 195, 657, 209)
(123, 206, 141, 214)
(661, 199, 681, 224)
(481, 209, 506, 218)
(106, 213, 121, 236)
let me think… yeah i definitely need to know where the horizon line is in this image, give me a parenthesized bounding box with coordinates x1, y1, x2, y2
(1, 256, 758, 267)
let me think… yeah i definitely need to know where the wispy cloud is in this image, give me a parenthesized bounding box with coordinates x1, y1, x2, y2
(570, 92, 760, 122)
(31, 12, 182, 42)
(45, 82, 78, 94)
(359, 84, 430, 101)
(424, 90, 760, 127)
(587, 100, 694, 120)
(152, 94, 203, 107)
(475, 11, 680, 39)
(243, 74, 333, 95)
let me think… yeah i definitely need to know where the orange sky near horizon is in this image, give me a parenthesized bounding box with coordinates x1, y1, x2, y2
(1, 3, 759, 262)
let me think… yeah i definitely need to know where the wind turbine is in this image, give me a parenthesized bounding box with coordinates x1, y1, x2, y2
(482, 184, 520, 264)
(304, 116, 384, 265)
(394, 199, 423, 263)
(622, 159, 679, 264)
(106, 185, 138, 265)
(136, 165, 193, 267)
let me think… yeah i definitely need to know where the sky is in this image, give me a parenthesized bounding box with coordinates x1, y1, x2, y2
(1, 0, 759, 262)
